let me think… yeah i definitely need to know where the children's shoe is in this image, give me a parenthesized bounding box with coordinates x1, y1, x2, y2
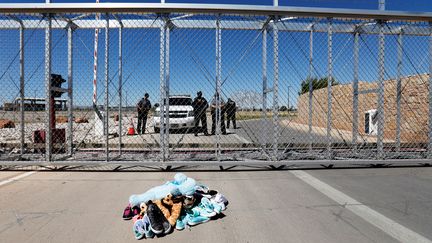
(133, 219, 146, 240)
(162, 219, 172, 234)
(187, 214, 210, 226)
(175, 218, 185, 231)
(175, 215, 187, 231)
(211, 201, 223, 214)
(132, 206, 141, 217)
(132, 214, 143, 224)
(146, 201, 165, 234)
(192, 197, 216, 218)
(211, 193, 229, 210)
(195, 185, 218, 199)
(142, 214, 154, 239)
(195, 206, 217, 218)
(183, 195, 196, 209)
(123, 204, 134, 220)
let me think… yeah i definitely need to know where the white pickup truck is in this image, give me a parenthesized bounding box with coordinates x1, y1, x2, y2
(152, 95, 195, 133)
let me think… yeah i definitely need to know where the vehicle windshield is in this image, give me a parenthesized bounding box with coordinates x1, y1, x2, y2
(169, 97, 192, 106)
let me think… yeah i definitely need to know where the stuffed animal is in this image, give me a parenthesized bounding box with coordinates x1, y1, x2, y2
(162, 194, 183, 226)
(153, 200, 171, 220)
(129, 173, 196, 207)
(153, 194, 183, 226)
(139, 202, 147, 216)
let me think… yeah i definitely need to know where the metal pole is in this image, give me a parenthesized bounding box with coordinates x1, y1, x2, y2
(92, 10, 100, 134)
(19, 24, 25, 157)
(379, 0, 385, 11)
(396, 31, 403, 152)
(215, 16, 222, 160)
(67, 23, 73, 156)
(308, 28, 313, 152)
(377, 20, 385, 159)
(104, 13, 109, 161)
(287, 85, 290, 111)
(262, 27, 267, 151)
(428, 21, 432, 159)
(327, 18, 333, 159)
(352, 31, 359, 150)
(45, 14, 52, 162)
(118, 22, 123, 156)
(272, 18, 279, 160)
(165, 19, 170, 160)
(159, 17, 166, 162)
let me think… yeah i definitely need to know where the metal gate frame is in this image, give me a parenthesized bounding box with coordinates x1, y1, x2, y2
(0, 3, 432, 168)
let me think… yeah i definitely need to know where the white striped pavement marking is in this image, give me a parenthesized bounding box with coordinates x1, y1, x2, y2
(0, 171, 36, 187)
(290, 170, 432, 243)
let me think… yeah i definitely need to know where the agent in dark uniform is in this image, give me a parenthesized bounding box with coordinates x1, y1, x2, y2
(192, 91, 209, 136)
(210, 93, 227, 135)
(136, 93, 151, 134)
(225, 98, 237, 129)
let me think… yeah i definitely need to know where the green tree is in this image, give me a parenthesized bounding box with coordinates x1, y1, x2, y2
(298, 77, 339, 95)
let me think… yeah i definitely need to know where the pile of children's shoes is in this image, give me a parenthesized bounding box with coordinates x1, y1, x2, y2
(122, 173, 229, 240)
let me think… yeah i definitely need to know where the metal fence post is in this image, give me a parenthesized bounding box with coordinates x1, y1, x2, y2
(379, 0, 385, 11)
(327, 17, 333, 159)
(262, 26, 267, 151)
(396, 31, 403, 152)
(272, 17, 279, 160)
(165, 18, 170, 160)
(352, 31, 359, 150)
(45, 14, 52, 162)
(215, 15, 222, 160)
(118, 20, 123, 156)
(428, 21, 432, 159)
(377, 20, 385, 160)
(159, 17, 166, 162)
(19, 24, 25, 157)
(67, 23, 74, 156)
(308, 27, 314, 152)
(104, 13, 109, 162)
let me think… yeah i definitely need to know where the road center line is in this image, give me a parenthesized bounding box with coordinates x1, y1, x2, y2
(0, 171, 36, 187)
(290, 170, 432, 243)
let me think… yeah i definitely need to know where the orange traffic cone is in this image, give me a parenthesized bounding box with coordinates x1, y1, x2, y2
(127, 118, 136, 136)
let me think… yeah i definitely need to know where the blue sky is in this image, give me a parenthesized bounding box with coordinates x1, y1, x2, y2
(4, 0, 432, 12)
(0, 0, 431, 108)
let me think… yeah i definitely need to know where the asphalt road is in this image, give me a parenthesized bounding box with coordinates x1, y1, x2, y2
(1, 167, 432, 243)
(236, 119, 346, 145)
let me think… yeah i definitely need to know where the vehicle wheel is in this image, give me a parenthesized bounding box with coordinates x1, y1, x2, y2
(154, 127, 160, 133)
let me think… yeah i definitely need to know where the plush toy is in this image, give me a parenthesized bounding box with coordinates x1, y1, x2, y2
(152, 194, 183, 226)
(153, 200, 171, 220)
(139, 202, 147, 216)
(162, 194, 183, 226)
(129, 173, 196, 207)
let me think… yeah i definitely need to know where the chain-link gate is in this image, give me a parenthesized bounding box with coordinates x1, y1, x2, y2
(0, 4, 431, 167)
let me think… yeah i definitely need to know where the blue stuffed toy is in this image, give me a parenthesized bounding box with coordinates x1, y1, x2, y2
(129, 173, 196, 207)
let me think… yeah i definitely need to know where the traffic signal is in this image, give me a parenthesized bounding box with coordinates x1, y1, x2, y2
(50, 74, 66, 98)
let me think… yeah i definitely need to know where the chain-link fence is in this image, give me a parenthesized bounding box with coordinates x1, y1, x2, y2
(0, 5, 431, 165)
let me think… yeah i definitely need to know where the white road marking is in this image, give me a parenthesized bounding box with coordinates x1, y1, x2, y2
(0, 171, 36, 187)
(290, 170, 432, 243)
